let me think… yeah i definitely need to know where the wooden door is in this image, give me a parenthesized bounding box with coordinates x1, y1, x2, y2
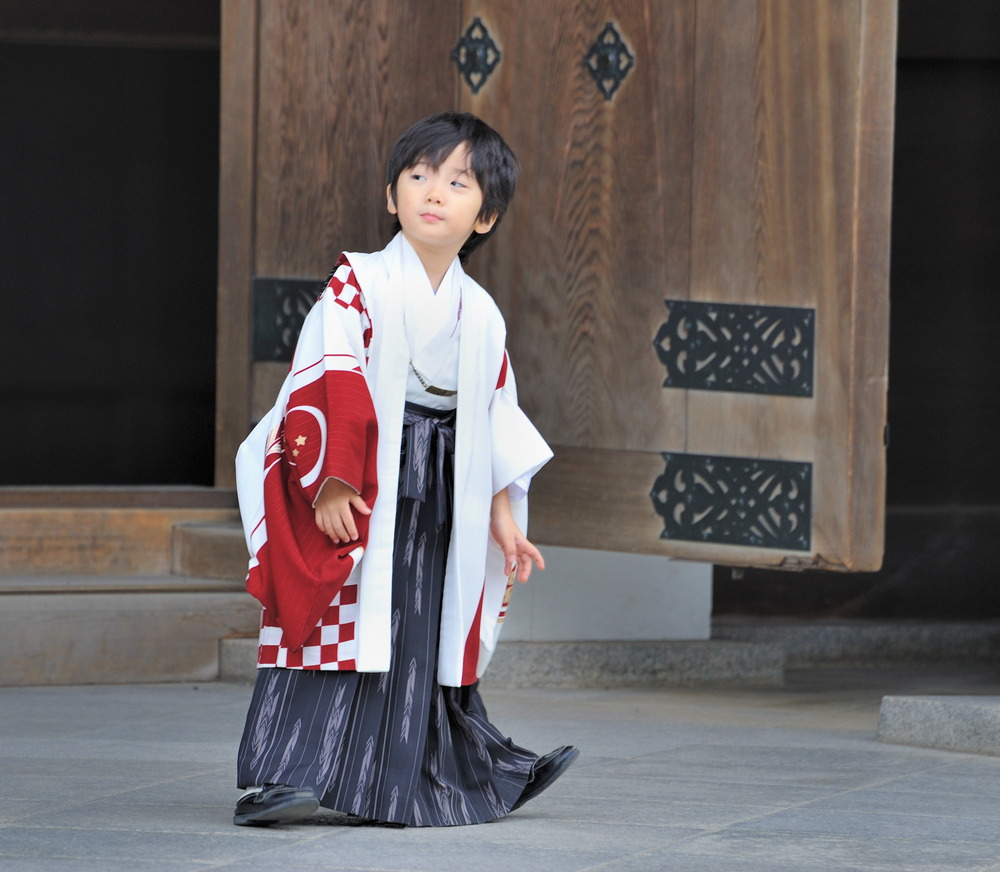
(459, 0, 895, 571)
(217, 0, 896, 572)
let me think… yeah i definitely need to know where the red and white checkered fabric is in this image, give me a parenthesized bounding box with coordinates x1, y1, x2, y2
(257, 580, 360, 670)
(329, 258, 372, 353)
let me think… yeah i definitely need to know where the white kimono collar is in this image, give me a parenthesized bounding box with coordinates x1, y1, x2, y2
(393, 233, 462, 384)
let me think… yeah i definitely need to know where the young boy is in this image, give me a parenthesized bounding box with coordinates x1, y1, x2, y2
(233, 112, 578, 827)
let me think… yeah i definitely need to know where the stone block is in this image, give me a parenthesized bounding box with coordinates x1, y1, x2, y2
(877, 695, 1000, 756)
(171, 522, 249, 580)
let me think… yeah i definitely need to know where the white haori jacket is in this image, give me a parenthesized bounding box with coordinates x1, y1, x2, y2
(236, 233, 551, 686)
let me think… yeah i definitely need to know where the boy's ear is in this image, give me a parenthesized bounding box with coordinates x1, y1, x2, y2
(386, 184, 397, 215)
(474, 211, 498, 234)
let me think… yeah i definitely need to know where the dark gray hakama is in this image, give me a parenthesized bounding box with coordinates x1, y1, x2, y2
(236, 403, 537, 826)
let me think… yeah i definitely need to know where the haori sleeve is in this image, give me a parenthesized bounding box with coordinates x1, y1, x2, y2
(488, 349, 552, 500)
(281, 255, 379, 508)
(242, 256, 379, 653)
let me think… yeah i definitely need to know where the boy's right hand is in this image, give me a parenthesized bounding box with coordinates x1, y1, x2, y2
(313, 478, 372, 543)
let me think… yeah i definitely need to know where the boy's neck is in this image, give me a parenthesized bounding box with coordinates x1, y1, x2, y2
(401, 233, 462, 292)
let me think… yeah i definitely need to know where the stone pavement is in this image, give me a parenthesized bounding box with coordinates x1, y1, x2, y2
(2, 665, 1000, 872)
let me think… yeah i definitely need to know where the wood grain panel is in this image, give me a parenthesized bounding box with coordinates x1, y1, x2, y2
(461, 0, 695, 453)
(252, 361, 288, 421)
(683, 0, 891, 568)
(687, 0, 862, 460)
(254, 0, 460, 279)
(690, 1, 861, 307)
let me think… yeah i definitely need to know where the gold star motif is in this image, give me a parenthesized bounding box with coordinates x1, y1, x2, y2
(295, 435, 307, 446)
(292, 449, 300, 457)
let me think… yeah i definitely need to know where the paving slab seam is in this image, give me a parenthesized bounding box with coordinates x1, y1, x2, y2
(0, 832, 352, 870)
(0, 768, 233, 808)
(200, 828, 358, 870)
(569, 847, 671, 872)
(0, 770, 234, 831)
(548, 795, 867, 871)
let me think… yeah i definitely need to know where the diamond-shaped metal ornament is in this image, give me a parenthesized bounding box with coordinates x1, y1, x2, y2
(452, 17, 501, 95)
(584, 21, 634, 101)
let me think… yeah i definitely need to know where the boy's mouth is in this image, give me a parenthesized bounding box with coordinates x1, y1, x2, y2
(420, 212, 443, 222)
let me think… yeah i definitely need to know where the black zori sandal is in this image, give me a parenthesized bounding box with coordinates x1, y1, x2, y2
(511, 745, 580, 811)
(233, 784, 320, 827)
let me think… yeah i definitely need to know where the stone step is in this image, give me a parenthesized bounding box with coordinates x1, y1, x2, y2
(0, 490, 254, 687)
(171, 521, 248, 580)
(712, 617, 1000, 666)
(218, 636, 785, 687)
(877, 696, 1000, 756)
(0, 574, 260, 686)
(0, 500, 239, 575)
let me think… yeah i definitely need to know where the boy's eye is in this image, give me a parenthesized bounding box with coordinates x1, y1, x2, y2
(411, 173, 426, 181)
(451, 180, 466, 188)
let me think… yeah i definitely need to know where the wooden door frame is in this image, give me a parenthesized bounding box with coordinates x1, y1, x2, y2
(215, 0, 257, 488)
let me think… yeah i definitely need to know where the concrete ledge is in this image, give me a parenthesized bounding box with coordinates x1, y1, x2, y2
(483, 640, 784, 688)
(877, 695, 1000, 756)
(501, 547, 712, 642)
(219, 637, 785, 687)
(713, 618, 1000, 666)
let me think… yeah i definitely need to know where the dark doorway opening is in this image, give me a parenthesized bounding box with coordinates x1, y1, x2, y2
(0, 39, 219, 485)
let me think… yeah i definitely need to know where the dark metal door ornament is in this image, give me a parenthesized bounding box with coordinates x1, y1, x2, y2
(653, 300, 815, 397)
(584, 22, 634, 100)
(252, 277, 322, 362)
(650, 453, 813, 551)
(452, 17, 502, 95)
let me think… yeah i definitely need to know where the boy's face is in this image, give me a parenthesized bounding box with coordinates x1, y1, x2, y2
(387, 143, 497, 260)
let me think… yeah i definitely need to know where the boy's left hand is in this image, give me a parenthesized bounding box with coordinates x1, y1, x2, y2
(490, 489, 545, 583)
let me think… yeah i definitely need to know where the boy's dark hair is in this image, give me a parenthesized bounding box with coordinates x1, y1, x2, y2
(386, 112, 520, 262)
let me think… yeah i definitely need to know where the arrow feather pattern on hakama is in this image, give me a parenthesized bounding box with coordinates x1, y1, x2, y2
(353, 735, 376, 812)
(316, 682, 349, 786)
(387, 785, 399, 822)
(249, 671, 282, 769)
(402, 501, 419, 568)
(379, 610, 400, 695)
(400, 657, 417, 745)
(272, 718, 301, 785)
(414, 531, 426, 616)
(482, 782, 504, 820)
